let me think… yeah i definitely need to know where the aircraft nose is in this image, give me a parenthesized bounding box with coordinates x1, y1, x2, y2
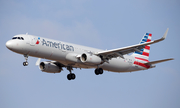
(6, 40, 13, 49)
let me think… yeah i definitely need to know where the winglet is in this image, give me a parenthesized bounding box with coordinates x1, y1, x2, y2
(153, 28, 169, 43)
(162, 28, 169, 40)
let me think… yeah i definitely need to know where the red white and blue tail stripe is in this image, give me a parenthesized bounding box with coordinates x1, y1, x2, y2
(132, 33, 152, 63)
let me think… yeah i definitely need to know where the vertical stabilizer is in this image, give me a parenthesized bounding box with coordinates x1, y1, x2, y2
(132, 33, 152, 63)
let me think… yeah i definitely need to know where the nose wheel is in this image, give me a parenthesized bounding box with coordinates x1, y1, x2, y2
(23, 62, 28, 66)
(23, 54, 29, 66)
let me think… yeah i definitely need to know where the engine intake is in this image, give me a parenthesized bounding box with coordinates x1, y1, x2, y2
(80, 53, 102, 65)
(39, 62, 62, 73)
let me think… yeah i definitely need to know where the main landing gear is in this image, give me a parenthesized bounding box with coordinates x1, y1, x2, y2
(66, 67, 104, 80)
(67, 66, 76, 80)
(95, 68, 103, 75)
(67, 73, 76, 80)
(23, 54, 29, 66)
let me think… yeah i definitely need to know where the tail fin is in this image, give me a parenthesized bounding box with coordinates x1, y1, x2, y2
(132, 33, 152, 63)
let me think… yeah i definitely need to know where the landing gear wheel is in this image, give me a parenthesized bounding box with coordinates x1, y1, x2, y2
(67, 73, 76, 80)
(71, 73, 76, 80)
(95, 69, 99, 75)
(23, 62, 28, 66)
(67, 74, 72, 80)
(95, 68, 103, 75)
(99, 68, 103, 74)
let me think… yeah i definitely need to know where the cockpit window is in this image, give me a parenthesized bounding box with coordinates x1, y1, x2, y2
(12, 37, 17, 39)
(12, 37, 24, 40)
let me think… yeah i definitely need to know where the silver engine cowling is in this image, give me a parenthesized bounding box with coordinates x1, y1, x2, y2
(80, 53, 102, 65)
(39, 62, 62, 73)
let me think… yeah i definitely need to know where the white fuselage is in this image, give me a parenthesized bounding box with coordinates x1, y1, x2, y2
(6, 34, 149, 73)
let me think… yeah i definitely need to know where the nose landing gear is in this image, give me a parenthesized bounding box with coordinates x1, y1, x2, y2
(23, 62, 28, 66)
(23, 54, 29, 66)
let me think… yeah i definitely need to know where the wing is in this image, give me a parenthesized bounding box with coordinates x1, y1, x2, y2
(95, 28, 169, 60)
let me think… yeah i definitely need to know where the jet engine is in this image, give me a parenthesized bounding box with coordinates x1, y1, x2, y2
(80, 53, 102, 65)
(39, 62, 62, 73)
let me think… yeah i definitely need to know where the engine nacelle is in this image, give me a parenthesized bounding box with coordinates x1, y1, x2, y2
(80, 53, 102, 65)
(39, 62, 62, 73)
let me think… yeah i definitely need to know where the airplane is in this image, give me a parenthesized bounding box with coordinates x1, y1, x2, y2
(6, 28, 173, 80)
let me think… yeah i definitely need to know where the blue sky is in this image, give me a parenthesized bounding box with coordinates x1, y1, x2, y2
(0, 0, 180, 108)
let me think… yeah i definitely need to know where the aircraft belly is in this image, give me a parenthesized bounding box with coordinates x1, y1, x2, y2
(102, 58, 131, 72)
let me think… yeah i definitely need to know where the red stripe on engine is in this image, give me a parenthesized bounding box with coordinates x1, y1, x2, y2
(135, 57, 149, 62)
(147, 39, 151, 42)
(134, 61, 150, 68)
(142, 52, 149, 56)
(145, 46, 150, 50)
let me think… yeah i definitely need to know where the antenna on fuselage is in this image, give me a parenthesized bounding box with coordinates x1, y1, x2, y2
(26, 32, 28, 35)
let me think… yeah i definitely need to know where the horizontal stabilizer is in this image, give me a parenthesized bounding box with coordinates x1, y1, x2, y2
(145, 58, 174, 65)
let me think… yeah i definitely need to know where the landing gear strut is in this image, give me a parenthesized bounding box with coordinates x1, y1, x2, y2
(23, 54, 28, 66)
(95, 68, 103, 75)
(67, 66, 76, 80)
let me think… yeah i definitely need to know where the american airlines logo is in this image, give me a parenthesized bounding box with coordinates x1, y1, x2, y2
(41, 39, 74, 51)
(36, 37, 40, 44)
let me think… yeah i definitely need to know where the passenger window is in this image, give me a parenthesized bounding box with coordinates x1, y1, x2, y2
(18, 37, 20, 39)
